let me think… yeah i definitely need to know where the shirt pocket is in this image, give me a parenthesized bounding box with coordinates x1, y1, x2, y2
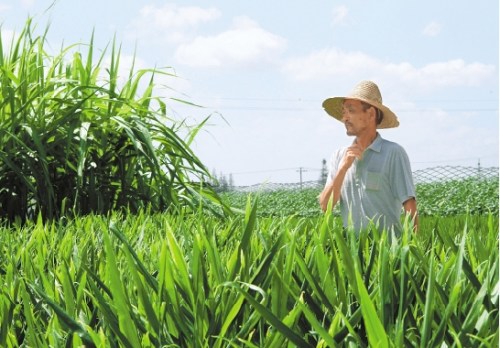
(366, 171, 381, 191)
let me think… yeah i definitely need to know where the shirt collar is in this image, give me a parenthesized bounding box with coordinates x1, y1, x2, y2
(367, 133, 383, 153)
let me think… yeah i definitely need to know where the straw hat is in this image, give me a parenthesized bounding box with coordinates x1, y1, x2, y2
(322, 80, 399, 129)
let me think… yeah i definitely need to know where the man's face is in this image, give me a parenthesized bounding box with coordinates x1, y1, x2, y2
(341, 99, 373, 136)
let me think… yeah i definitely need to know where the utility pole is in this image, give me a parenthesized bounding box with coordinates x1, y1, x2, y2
(296, 167, 307, 189)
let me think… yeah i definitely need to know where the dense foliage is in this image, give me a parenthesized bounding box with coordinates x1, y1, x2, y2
(0, 20, 224, 222)
(416, 178, 499, 215)
(222, 177, 499, 217)
(222, 187, 324, 217)
(0, 207, 497, 347)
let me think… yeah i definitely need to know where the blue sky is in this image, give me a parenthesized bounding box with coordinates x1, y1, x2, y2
(1, 0, 498, 186)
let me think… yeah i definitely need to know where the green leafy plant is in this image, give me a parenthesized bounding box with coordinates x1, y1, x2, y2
(0, 19, 225, 221)
(0, 204, 497, 346)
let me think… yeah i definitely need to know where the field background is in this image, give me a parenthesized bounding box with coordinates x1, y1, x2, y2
(1, 175, 498, 347)
(221, 173, 499, 218)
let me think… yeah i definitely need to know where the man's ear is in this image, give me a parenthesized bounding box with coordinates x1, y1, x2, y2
(369, 106, 377, 122)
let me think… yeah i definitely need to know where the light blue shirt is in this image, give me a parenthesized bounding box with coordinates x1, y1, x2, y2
(326, 134, 416, 235)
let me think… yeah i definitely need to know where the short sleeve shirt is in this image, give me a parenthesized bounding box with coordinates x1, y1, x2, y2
(326, 134, 416, 235)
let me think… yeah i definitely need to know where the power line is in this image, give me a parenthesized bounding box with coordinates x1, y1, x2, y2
(297, 167, 307, 189)
(199, 106, 498, 112)
(183, 96, 498, 113)
(230, 167, 300, 175)
(222, 156, 498, 177)
(192, 96, 499, 103)
(413, 155, 499, 164)
(229, 167, 322, 175)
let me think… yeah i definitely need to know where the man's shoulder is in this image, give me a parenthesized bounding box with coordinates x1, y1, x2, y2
(379, 137, 406, 152)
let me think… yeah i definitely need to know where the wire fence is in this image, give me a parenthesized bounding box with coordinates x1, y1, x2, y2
(412, 165, 498, 184)
(230, 165, 499, 192)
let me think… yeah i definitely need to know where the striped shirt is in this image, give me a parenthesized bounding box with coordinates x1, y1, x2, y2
(326, 134, 416, 235)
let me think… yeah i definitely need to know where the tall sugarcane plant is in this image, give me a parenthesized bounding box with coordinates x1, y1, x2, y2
(0, 19, 223, 221)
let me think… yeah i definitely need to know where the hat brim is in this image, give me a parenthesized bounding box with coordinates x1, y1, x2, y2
(322, 97, 399, 129)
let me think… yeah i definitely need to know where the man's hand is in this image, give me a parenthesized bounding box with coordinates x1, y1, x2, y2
(403, 198, 419, 232)
(339, 143, 363, 171)
(319, 141, 365, 212)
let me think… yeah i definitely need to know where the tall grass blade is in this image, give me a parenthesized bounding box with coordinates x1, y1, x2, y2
(101, 227, 142, 347)
(224, 281, 312, 347)
(420, 252, 435, 347)
(355, 270, 389, 347)
(26, 282, 95, 346)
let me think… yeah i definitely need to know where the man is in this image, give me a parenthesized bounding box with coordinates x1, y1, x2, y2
(319, 80, 418, 235)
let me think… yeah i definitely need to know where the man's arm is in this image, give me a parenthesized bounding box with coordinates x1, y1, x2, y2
(403, 197, 418, 232)
(319, 144, 362, 212)
(319, 166, 347, 211)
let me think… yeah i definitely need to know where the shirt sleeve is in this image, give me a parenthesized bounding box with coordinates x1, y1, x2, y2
(389, 145, 416, 204)
(325, 148, 344, 187)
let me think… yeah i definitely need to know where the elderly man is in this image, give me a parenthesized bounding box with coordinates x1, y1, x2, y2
(319, 80, 418, 235)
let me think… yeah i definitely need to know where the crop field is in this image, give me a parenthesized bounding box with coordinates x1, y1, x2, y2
(0, 20, 498, 347)
(0, 177, 498, 347)
(222, 177, 499, 218)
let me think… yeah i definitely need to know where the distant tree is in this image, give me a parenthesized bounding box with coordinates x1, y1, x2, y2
(319, 159, 328, 186)
(211, 169, 219, 187)
(219, 172, 229, 192)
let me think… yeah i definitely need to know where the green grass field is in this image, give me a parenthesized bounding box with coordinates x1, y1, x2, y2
(0, 186, 498, 346)
(221, 177, 499, 218)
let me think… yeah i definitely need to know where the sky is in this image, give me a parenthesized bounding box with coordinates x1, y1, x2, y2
(1, 0, 498, 186)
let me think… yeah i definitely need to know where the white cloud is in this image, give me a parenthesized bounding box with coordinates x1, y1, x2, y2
(422, 21, 442, 37)
(139, 4, 220, 30)
(391, 104, 499, 170)
(332, 6, 349, 25)
(386, 59, 495, 87)
(128, 4, 221, 43)
(282, 48, 379, 80)
(282, 48, 495, 89)
(174, 16, 287, 68)
(20, 0, 34, 8)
